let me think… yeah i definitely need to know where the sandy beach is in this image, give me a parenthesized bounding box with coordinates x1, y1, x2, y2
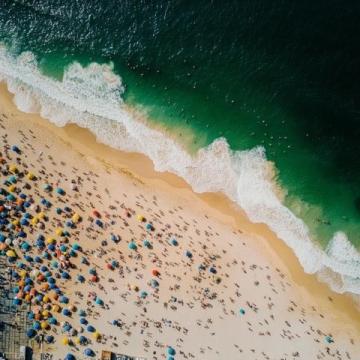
(0, 83, 359, 360)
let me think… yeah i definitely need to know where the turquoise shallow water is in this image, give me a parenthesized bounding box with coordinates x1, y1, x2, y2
(0, 1, 360, 293)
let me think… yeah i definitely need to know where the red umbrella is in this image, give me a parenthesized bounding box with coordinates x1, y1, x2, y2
(152, 269, 160, 277)
(92, 210, 101, 218)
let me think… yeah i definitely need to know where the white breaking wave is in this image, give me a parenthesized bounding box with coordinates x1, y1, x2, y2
(0, 45, 359, 297)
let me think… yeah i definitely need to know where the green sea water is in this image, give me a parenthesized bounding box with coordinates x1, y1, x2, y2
(0, 0, 360, 254)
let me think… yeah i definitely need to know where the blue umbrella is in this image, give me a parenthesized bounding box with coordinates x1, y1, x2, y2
(239, 308, 245, 315)
(78, 310, 86, 317)
(17, 230, 27, 238)
(33, 321, 41, 330)
(95, 219, 103, 227)
(79, 335, 87, 344)
(77, 275, 85, 283)
(65, 354, 75, 360)
(13, 298, 22, 306)
(95, 297, 103, 306)
(209, 267, 217, 274)
(185, 250, 193, 258)
(45, 335, 54, 343)
(63, 324, 72, 332)
(146, 223, 153, 231)
(26, 328, 36, 338)
(86, 325, 95, 333)
(11, 145, 20, 153)
(170, 238, 178, 246)
(61, 272, 70, 279)
(140, 291, 148, 299)
(60, 296, 69, 304)
(151, 279, 159, 288)
(128, 241, 137, 250)
(84, 348, 94, 357)
(89, 268, 96, 275)
(167, 347, 176, 356)
(143, 240, 151, 248)
(80, 318, 88, 325)
(49, 317, 57, 325)
(62, 309, 71, 317)
(56, 188, 65, 195)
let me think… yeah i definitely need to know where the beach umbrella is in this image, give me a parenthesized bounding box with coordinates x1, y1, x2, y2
(128, 241, 137, 251)
(41, 321, 49, 330)
(52, 304, 60, 313)
(62, 337, 70, 345)
(92, 210, 101, 218)
(60, 296, 69, 304)
(33, 321, 41, 330)
(152, 269, 160, 277)
(65, 354, 75, 360)
(44, 184, 52, 192)
(6, 194, 16, 201)
(90, 275, 97, 282)
(170, 239, 179, 246)
(72, 213, 80, 223)
(11, 145, 20, 153)
(77, 274, 85, 283)
(84, 348, 94, 357)
(62, 308, 71, 317)
(146, 223, 153, 231)
(56, 228, 64, 236)
(79, 309, 86, 317)
(167, 347, 176, 356)
(26, 328, 36, 338)
(6, 249, 16, 258)
(63, 324, 72, 332)
(79, 335, 87, 345)
(56, 207, 62, 214)
(80, 318, 88, 325)
(209, 266, 217, 274)
(111, 320, 118, 326)
(95, 219, 103, 227)
(239, 308, 245, 315)
(13, 298, 22, 306)
(106, 263, 113, 270)
(61, 272, 70, 279)
(110, 234, 119, 243)
(95, 297, 103, 306)
(93, 332, 100, 340)
(185, 250, 192, 258)
(140, 291, 148, 299)
(34, 256, 42, 263)
(72, 243, 81, 251)
(49, 317, 57, 325)
(45, 335, 54, 343)
(56, 188, 65, 195)
(87, 325, 95, 333)
(150, 279, 159, 288)
(9, 164, 18, 173)
(143, 240, 151, 248)
(325, 336, 334, 343)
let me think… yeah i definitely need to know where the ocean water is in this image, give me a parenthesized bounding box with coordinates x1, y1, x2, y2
(0, 0, 359, 295)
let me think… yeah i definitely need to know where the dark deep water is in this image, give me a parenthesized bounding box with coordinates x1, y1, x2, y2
(0, 0, 360, 254)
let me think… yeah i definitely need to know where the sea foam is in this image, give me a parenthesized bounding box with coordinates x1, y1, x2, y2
(0, 46, 359, 298)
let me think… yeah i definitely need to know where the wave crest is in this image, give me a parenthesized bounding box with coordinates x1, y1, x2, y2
(0, 45, 359, 297)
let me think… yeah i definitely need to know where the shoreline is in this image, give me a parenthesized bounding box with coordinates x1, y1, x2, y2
(0, 83, 358, 319)
(0, 82, 359, 359)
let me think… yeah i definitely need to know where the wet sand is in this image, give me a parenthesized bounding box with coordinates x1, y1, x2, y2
(0, 83, 359, 359)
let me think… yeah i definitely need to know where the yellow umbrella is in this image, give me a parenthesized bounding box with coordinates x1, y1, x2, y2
(46, 237, 55, 245)
(137, 214, 144, 222)
(27, 172, 35, 180)
(74, 337, 81, 345)
(55, 228, 63, 236)
(31, 217, 39, 225)
(62, 337, 69, 345)
(19, 269, 27, 278)
(9, 164, 17, 173)
(93, 331, 101, 339)
(41, 321, 48, 330)
(42, 310, 49, 318)
(38, 212, 45, 220)
(6, 249, 16, 257)
(43, 295, 50, 303)
(12, 219, 19, 226)
(72, 213, 80, 223)
(8, 184, 16, 192)
(52, 304, 60, 313)
(24, 294, 31, 302)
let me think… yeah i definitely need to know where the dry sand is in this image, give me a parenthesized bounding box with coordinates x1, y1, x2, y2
(0, 83, 359, 360)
